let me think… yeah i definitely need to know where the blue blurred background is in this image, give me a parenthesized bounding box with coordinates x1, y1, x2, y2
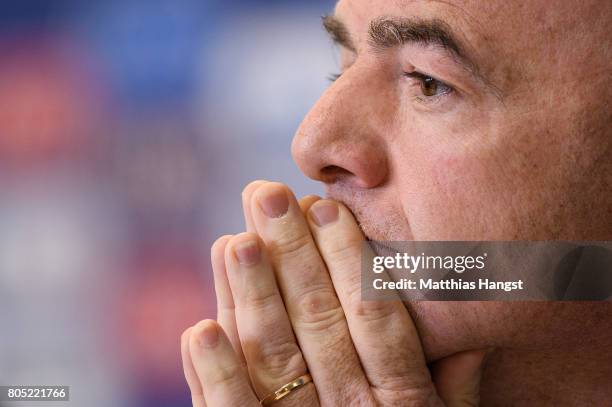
(0, 1, 336, 405)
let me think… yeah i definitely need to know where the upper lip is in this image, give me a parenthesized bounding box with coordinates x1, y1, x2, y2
(326, 194, 368, 235)
(324, 188, 379, 243)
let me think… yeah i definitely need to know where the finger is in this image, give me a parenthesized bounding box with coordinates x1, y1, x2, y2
(189, 320, 259, 407)
(432, 349, 489, 407)
(242, 180, 268, 232)
(249, 183, 373, 405)
(181, 327, 206, 407)
(211, 235, 244, 363)
(225, 233, 319, 405)
(298, 195, 321, 215)
(307, 200, 436, 404)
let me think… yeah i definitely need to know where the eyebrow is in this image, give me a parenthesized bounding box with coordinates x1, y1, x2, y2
(322, 15, 496, 93)
(322, 14, 357, 52)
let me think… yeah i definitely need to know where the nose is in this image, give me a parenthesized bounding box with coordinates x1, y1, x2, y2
(291, 67, 389, 189)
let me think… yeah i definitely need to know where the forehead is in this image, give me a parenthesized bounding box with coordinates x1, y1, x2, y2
(335, 0, 527, 52)
(334, 1, 489, 72)
(333, 0, 594, 53)
(332, 0, 584, 93)
(334, 0, 549, 33)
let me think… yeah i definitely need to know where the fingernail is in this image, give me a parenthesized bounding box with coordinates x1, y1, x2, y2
(235, 240, 261, 266)
(310, 201, 339, 227)
(258, 188, 289, 218)
(196, 321, 219, 348)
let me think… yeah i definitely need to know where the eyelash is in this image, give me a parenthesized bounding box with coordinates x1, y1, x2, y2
(327, 72, 342, 82)
(402, 71, 453, 100)
(327, 71, 454, 102)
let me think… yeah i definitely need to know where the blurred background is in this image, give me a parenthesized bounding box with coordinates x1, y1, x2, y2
(0, 0, 336, 405)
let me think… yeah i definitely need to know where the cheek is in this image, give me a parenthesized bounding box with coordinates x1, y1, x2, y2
(395, 145, 499, 239)
(429, 154, 479, 194)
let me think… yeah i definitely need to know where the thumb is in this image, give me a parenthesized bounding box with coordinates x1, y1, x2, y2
(431, 348, 491, 407)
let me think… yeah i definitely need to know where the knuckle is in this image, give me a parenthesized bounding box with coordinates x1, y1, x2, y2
(347, 289, 396, 323)
(323, 236, 362, 262)
(243, 285, 279, 310)
(271, 232, 313, 260)
(372, 385, 440, 407)
(252, 339, 305, 379)
(207, 361, 243, 387)
(294, 287, 345, 330)
(323, 378, 375, 407)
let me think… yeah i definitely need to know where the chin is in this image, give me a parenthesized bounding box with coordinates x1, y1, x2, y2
(406, 301, 549, 362)
(401, 301, 491, 362)
(406, 301, 612, 362)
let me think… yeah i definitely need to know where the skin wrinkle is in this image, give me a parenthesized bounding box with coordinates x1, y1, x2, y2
(367, 17, 503, 101)
(325, 14, 503, 99)
(329, 0, 508, 99)
(292, 0, 612, 404)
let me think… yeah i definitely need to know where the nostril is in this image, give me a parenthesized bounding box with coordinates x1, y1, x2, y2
(320, 165, 352, 183)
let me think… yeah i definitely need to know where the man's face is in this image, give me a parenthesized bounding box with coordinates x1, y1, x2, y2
(291, 0, 611, 359)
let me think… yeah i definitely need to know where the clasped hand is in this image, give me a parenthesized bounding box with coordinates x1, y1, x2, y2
(181, 181, 488, 406)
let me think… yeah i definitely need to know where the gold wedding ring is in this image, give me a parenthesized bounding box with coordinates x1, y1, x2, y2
(259, 373, 313, 406)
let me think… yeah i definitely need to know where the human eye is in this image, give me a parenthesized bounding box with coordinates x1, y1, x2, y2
(403, 71, 454, 103)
